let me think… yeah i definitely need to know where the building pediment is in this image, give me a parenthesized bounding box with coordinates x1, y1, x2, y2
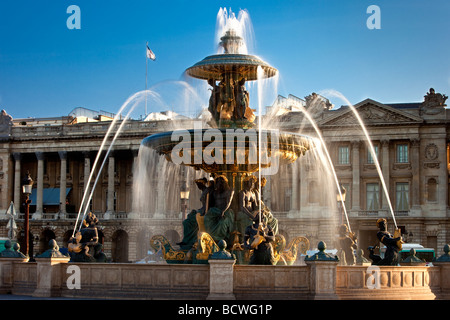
(320, 99, 423, 126)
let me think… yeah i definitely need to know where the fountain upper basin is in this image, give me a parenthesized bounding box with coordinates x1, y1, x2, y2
(141, 128, 315, 174)
(185, 53, 278, 81)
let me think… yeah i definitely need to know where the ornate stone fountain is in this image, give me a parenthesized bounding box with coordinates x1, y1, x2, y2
(144, 27, 312, 265)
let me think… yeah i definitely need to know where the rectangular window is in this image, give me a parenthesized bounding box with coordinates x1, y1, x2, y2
(366, 183, 380, 210)
(397, 144, 409, 163)
(396, 182, 409, 211)
(367, 145, 379, 164)
(284, 187, 291, 211)
(338, 146, 350, 164)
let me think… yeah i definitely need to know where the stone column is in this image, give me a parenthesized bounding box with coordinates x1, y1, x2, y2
(154, 156, 166, 219)
(12, 153, 21, 213)
(33, 152, 44, 219)
(289, 162, 299, 217)
(0, 153, 10, 213)
(300, 163, 309, 217)
(105, 154, 115, 219)
(381, 139, 390, 210)
(82, 151, 91, 204)
(128, 149, 139, 219)
(58, 151, 67, 219)
(351, 141, 360, 211)
(411, 138, 421, 209)
(264, 175, 272, 210)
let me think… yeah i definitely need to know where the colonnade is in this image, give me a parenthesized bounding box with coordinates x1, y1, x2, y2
(11, 151, 127, 219)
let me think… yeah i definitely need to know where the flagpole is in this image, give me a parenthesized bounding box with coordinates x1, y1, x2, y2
(145, 41, 148, 117)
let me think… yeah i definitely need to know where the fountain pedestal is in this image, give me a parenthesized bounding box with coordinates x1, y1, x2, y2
(33, 256, 70, 297)
(207, 259, 236, 300)
(207, 240, 236, 299)
(304, 241, 339, 300)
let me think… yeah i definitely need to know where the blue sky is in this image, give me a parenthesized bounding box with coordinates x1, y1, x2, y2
(0, 0, 449, 119)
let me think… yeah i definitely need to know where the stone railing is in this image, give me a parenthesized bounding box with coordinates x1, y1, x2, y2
(2, 257, 450, 300)
(233, 265, 311, 300)
(10, 119, 196, 140)
(336, 265, 440, 300)
(357, 210, 410, 217)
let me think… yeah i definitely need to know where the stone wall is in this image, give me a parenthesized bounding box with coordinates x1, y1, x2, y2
(2, 258, 450, 300)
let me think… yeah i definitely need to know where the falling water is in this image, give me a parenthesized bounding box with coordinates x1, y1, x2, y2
(215, 8, 255, 54)
(73, 89, 162, 235)
(148, 79, 209, 124)
(287, 96, 352, 232)
(321, 89, 398, 229)
(257, 66, 264, 224)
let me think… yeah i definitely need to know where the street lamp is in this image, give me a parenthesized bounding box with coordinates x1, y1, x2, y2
(22, 171, 33, 257)
(336, 184, 347, 225)
(180, 189, 190, 220)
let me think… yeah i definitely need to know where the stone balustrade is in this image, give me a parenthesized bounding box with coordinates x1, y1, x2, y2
(1, 258, 450, 300)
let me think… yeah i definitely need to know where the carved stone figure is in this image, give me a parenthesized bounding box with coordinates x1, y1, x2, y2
(0, 110, 13, 140)
(420, 88, 448, 115)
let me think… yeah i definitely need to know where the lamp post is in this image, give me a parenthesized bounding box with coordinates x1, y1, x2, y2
(336, 184, 347, 225)
(22, 171, 33, 257)
(180, 189, 190, 220)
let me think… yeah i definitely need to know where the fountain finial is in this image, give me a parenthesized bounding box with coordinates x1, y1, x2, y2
(219, 29, 243, 54)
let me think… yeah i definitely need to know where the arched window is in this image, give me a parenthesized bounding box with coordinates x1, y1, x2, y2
(112, 230, 129, 262)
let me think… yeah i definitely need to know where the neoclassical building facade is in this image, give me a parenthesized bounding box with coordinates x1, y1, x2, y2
(0, 88, 448, 262)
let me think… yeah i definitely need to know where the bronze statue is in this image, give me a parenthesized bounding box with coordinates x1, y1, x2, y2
(240, 175, 259, 219)
(68, 212, 99, 262)
(234, 78, 250, 120)
(0, 240, 27, 258)
(177, 177, 214, 249)
(235, 175, 259, 237)
(368, 218, 402, 266)
(337, 224, 357, 265)
(208, 79, 220, 122)
(219, 78, 235, 120)
(254, 177, 278, 235)
(203, 175, 234, 243)
(244, 213, 276, 265)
